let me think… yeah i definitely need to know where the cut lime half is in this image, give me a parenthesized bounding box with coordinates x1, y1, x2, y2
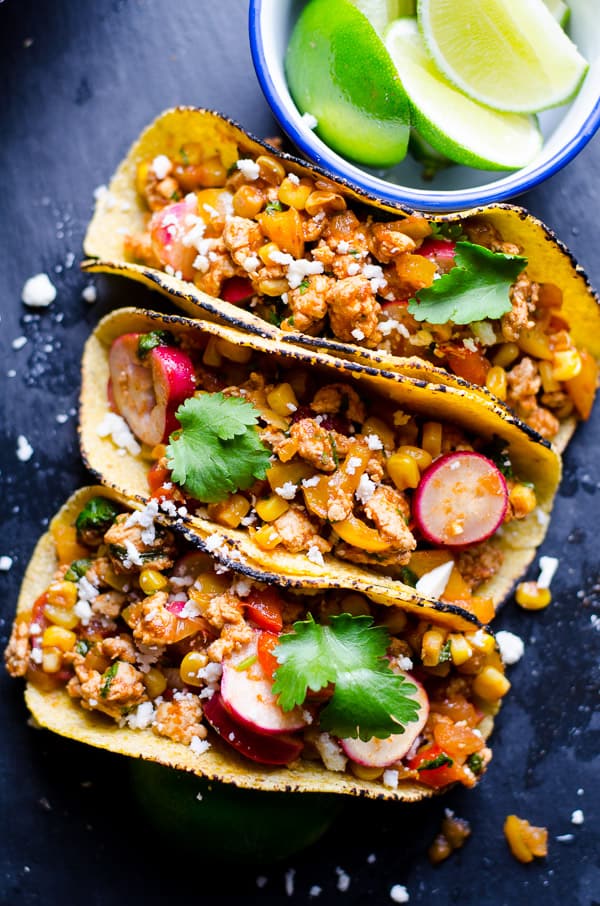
(351, 0, 416, 34)
(385, 18, 543, 171)
(417, 0, 587, 113)
(543, 0, 570, 28)
(286, 0, 410, 167)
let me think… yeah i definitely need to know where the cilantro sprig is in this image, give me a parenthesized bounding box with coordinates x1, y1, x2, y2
(272, 614, 423, 741)
(166, 393, 271, 504)
(408, 242, 527, 325)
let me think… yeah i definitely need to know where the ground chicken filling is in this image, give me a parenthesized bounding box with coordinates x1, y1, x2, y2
(121, 145, 597, 440)
(109, 330, 539, 623)
(5, 497, 510, 790)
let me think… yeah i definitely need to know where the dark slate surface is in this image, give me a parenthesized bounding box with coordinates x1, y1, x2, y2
(0, 2, 598, 904)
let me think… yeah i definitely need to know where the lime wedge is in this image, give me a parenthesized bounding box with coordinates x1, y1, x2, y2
(351, 0, 416, 34)
(286, 0, 410, 167)
(385, 18, 542, 170)
(543, 0, 570, 28)
(417, 0, 587, 113)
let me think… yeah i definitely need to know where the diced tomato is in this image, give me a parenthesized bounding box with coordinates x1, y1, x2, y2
(432, 715, 484, 759)
(148, 462, 177, 500)
(429, 694, 482, 728)
(221, 276, 254, 305)
(257, 631, 280, 680)
(30, 593, 49, 646)
(444, 347, 490, 386)
(408, 743, 467, 789)
(244, 588, 283, 633)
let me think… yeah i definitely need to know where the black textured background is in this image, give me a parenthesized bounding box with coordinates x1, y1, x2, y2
(0, 2, 598, 904)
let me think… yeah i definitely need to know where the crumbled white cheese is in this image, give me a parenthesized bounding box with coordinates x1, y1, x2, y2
(123, 539, 143, 567)
(307, 545, 325, 567)
(152, 154, 172, 180)
(365, 433, 383, 451)
(462, 337, 478, 353)
(287, 172, 300, 185)
(179, 599, 202, 619)
(363, 264, 383, 280)
(237, 158, 260, 181)
(390, 884, 410, 903)
(96, 413, 141, 456)
(0, 556, 13, 571)
(204, 533, 225, 553)
(240, 511, 258, 526)
(125, 499, 159, 545)
(286, 257, 324, 289)
(256, 877, 268, 889)
(355, 473, 376, 505)
(16, 435, 34, 462)
(335, 868, 351, 893)
(571, 809, 584, 825)
(471, 320, 497, 346)
(496, 630, 525, 665)
(537, 556, 559, 589)
(383, 769, 399, 789)
(314, 732, 347, 772)
(12, 336, 28, 350)
(285, 869, 295, 897)
(189, 735, 211, 756)
(351, 328, 365, 342)
(302, 475, 321, 489)
(182, 218, 207, 250)
(268, 249, 294, 266)
(242, 255, 260, 273)
(556, 834, 575, 843)
(397, 655, 413, 671)
(74, 599, 93, 624)
(30, 648, 43, 665)
(275, 481, 298, 501)
(415, 560, 454, 598)
(367, 854, 376, 864)
(196, 662, 223, 685)
(346, 262, 361, 276)
(379, 318, 408, 338)
(301, 112, 318, 130)
(125, 701, 156, 730)
(346, 456, 363, 476)
(337, 240, 350, 253)
(160, 500, 178, 518)
(309, 886, 322, 898)
(231, 576, 252, 598)
(21, 273, 57, 308)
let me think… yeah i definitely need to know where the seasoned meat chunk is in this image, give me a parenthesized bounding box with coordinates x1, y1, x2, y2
(69, 660, 147, 720)
(222, 215, 263, 268)
(502, 275, 537, 341)
(368, 221, 416, 263)
(272, 506, 332, 554)
(4, 618, 31, 677)
(208, 622, 254, 662)
(101, 634, 137, 664)
(525, 405, 560, 439)
(192, 240, 236, 297)
(364, 486, 416, 553)
(290, 418, 351, 472)
(456, 541, 504, 591)
(105, 514, 176, 574)
(92, 591, 127, 619)
(130, 592, 183, 647)
(153, 697, 207, 746)
(204, 592, 245, 631)
(463, 218, 520, 256)
(285, 274, 333, 332)
(507, 357, 542, 401)
(310, 383, 365, 424)
(326, 275, 381, 344)
(124, 231, 162, 268)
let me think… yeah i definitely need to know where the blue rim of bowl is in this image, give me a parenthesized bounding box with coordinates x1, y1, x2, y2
(248, 0, 600, 212)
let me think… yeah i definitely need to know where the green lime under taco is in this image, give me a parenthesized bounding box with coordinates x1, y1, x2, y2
(5, 486, 510, 801)
(82, 107, 599, 451)
(79, 307, 560, 627)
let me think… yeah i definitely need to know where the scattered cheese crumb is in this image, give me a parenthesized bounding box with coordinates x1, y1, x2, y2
(0, 556, 13, 571)
(125, 701, 156, 730)
(390, 884, 410, 903)
(570, 809, 584, 825)
(256, 876, 268, 889)
(96, 413, 141, 456)
(315, 733, 347, 772)
(351, 328, 365, 342)
(21, 273, 57, 308)
(82, 284, 97, 304)
(189, 735, 211, 756)
(301, 112, 318, 129)
(16, 435, 34, 462)
(152, 154, 172, 180)
(397, 655, 413, 671)
(415, 560, 454, 598)
(462, 337, 478, 353)
(302, 476, 321, 489)
(56, 413, 69, 424)
(496, 630, 525, 666)
(284, 869, 296, 896)
(335, 868, 351, 893)
(275, 481, 298, 501)
(12, 336, 28, 350)
(537, 556, 559, 589)
(365, 433, 383, 451)
(556, 834, 575, 843)
(287, 173, 300, 185)
(337, 240, 350, 254)
(306, 545, 325, 567)
(346, 456, 362, 476)
(204, 533, 225, 554)
(355, 473, 376, 505)
(309, 886, 322, 898)
(286, 257, 324, 289)
(383, 769, 399, 789)
(237, 158, 260, 181)
(367, 853, 376, 864)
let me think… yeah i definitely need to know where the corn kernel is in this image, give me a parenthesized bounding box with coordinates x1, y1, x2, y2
(144, 666, 168, 699)
(465, 630, 496, 656)
(139, 568, 168, 595)
(304, 190, 346, 216)
(151, 443, 168, 461)
(380, 608, 408, 635)
(180, 651, 209, 687)
(44, 603, 80, 630)
(396, 445, 433, 471)
(350, 763, 384, 781)
(361, 416, 395, 452)
(253, 525, 281, 550)
(492, 342, 520, 369)
(509, 484, 537, 518)
(538, 361, 560, 393)
(203, 336, 222, 367)
(552, 349, 582, 382)
(448, 633, 473, 666)
(257, 277, 289, 297)
(387, 452, 421, 491)
(216, 337, 253, 364)
(340, 593, 371, 617)
(41, 647, 62, 673)
(256, 154, 286, 185)
(42, 626, 77, 651)
(135, 160, 151, 196)
(47, 580, 78, 611)
(255, 495, 290, 522)
(472, 666, 511, 701)
(421, 628, 446, 667)
(266, 383, 299, 418)
(504, 815, 548, 863)
(266, 460, 312, 491)
(515, 581, 552, 610)
(421, 422, 442, 459)
(232, 184, 265, 218)
(190, 572, 230, 599)
(485, 366, 508, 401)
(207, 494, 251, 529)
(258, 241, 281, 266)
(278, 177, 312, 210)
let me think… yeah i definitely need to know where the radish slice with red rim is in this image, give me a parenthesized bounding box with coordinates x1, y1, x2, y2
(109, 334, 195, 447)
(414, 451, 508, 547)
(203, 693, 303, 765)
(340, 673, 428, 768)
(149, 198, 200, 281)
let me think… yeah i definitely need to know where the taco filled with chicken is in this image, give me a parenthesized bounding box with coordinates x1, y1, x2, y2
(83, 107, 599, 452)
(79, 307, 561, 625)
(5, 486, 510, 800)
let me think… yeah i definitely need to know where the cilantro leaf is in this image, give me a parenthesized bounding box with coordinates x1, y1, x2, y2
(407, 242, 527, 325)
(417, 752, 454, 771)
(166, 393, 271, 504)
(272, 614, 423, 741)
(438, 640, 452, 663)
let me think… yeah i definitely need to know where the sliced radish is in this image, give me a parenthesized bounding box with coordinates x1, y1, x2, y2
(414, 451, 508, 547)
(220, 276, 254, 305)
(109, 334, 195, 446)
(416, 238, 457, 271)
(221, 635, 308, 736)
(340, 672, 429, 768)
(203, 693, 303, 765)
(149, 197, 200, 281)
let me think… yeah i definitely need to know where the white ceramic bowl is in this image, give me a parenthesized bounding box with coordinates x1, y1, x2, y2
(249, 0, 600, 212)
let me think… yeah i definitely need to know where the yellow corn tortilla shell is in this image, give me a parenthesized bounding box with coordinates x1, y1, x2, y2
(16, 485, 471, 802)
(80, 307, 561, 619)
(82, 107, 600, 454)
